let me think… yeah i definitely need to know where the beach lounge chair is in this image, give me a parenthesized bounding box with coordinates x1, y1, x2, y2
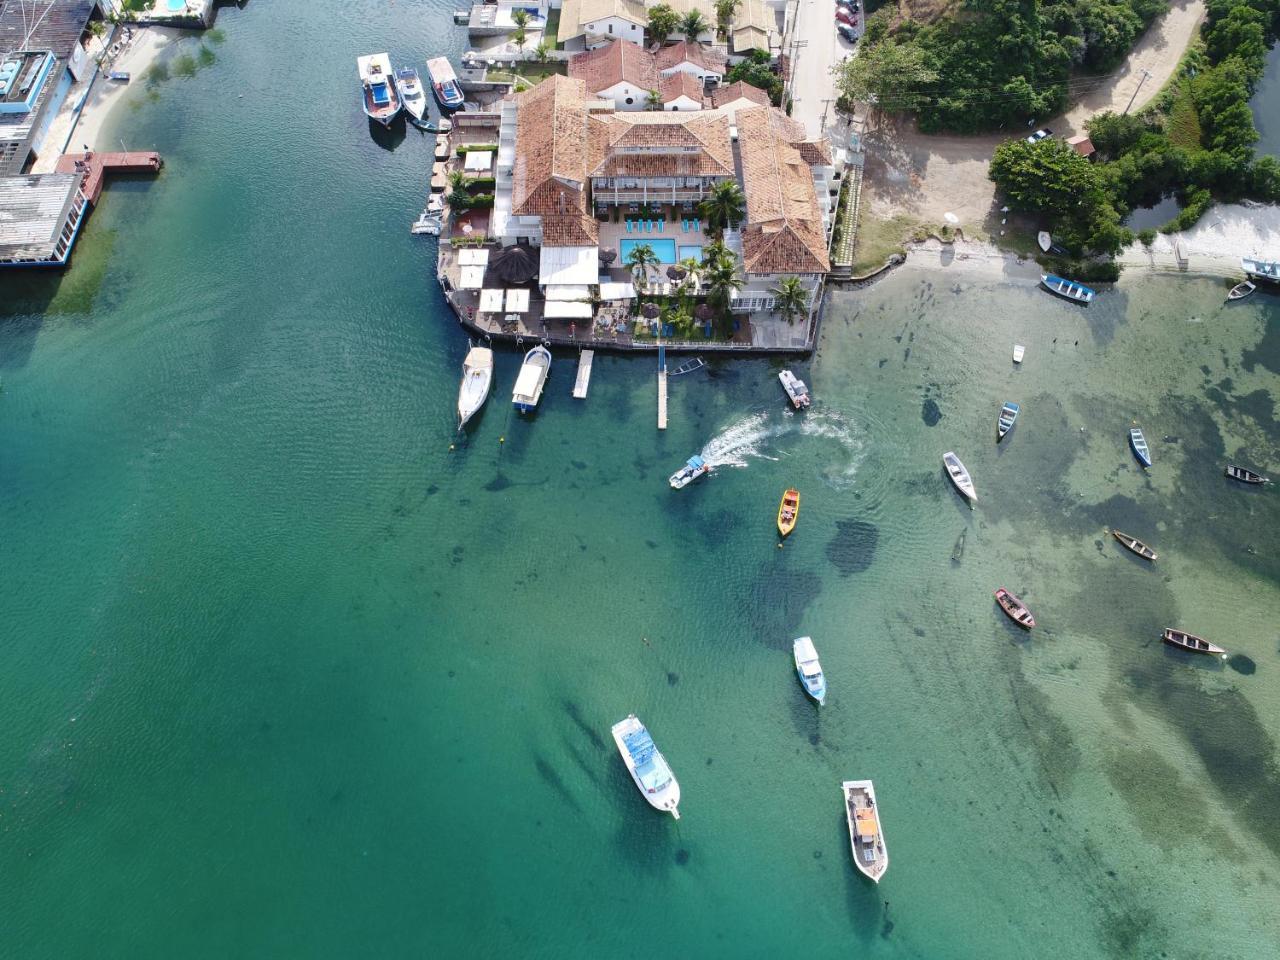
(657, 220, 664, 233)
(681, 220, 688, 232)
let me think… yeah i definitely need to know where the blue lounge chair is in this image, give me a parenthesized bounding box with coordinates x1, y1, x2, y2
(657, 220, 664, 233)
(682, 220, 688, 232)
(626, 220, 632, 233)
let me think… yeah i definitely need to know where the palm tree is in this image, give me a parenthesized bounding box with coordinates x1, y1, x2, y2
(714, 0, 741, 39)
(770, 276, 809, 325)
(681, 10, 710, 42)
(625, 242, 659, 291)
(702, 242, 744, 332)
(698, 180, 746, 237)
(646, 88, 663, 111)
(532, 41, 550, 63)
(678, 256, 702, 294)
(512, 25, 527, 53)
(511, 8, 530, 28)
(446, 170, 472, 216)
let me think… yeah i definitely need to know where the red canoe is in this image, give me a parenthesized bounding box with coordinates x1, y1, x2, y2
(994, 588, 1036, 629)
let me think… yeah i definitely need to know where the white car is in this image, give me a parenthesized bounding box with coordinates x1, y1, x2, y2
(1026, 128, 1053, 144)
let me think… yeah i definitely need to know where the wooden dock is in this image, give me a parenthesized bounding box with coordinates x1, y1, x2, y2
(573, 349, 594, 398)
(657, 345, 668, 430)
(54, 151, 162, 205)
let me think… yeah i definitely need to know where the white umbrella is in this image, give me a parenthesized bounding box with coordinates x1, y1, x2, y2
(943, 212, 960, 225)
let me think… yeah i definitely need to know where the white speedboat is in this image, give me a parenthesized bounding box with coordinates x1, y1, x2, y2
(612, 714, 681, 819)
(669, 455, 710, 489)
(942, 451, 976, 503)
(512, 345, 552, 413)
(793, 636, 826, 705)
(842, 780, 888, 882)
(358, 53, 401, 126)
(394, 66, 429, 126)
(457, 345, 493, 429)
(779, 369, 811, 409)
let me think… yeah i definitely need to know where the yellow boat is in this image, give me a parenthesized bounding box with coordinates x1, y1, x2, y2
(777, 488, 800, 537)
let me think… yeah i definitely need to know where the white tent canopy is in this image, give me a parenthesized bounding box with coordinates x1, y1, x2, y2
(545, 284, 591, 301)
(543, 301, 593, 319)
(458, 248, 490, 267)
(505, 288, 529, 313)
(598, 281, 636, 300)
(539, 246, 598, 286)
(458, 266, 486, 290)
(479, 288, 505, 312)
(464, 151, 493, 173)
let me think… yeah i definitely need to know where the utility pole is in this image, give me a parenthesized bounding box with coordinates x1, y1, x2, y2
(819, 97, 835, 133)
(1123, 68, 1153, 115)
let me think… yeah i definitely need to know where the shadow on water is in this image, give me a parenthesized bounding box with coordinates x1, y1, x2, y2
(367, 115, 407, 151)
(533, 753, 583, 813)
(562, 699, 608, 753)
(743, 561, 823, 643)
(825, 518, 879, 576)
(835, 813, 884, 944)
(610, 770, 678, 875)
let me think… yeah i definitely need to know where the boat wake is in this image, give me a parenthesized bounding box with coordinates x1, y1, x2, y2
(699, 412, 783, 468)
(699, 408, 867, 485)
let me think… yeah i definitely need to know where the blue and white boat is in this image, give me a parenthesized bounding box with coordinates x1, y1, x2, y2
(512, 345, 552, 413)
(1041, 274, 1095, 304)
(358, 53, 401, 127)
(611, 714, 681, 818)
(426, 56, 465, 111)
(997, 401, 1019, 442)
(1241, 257, 1280, 282)
(669, 455, 710, 489)
(793, 636, 826, 705)
(1129, 426, 1152, 468)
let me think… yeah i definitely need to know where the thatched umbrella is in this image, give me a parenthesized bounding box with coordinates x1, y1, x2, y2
(666, 265, 687, 281)
(641, 302, 661, 319)
(598, 248, 618, 265)
(484, 245, 540, 285)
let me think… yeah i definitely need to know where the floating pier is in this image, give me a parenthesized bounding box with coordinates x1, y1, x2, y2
(54, 151, 162, 205)
(573, 349, 594, 399)
(657, 345, 668, 430)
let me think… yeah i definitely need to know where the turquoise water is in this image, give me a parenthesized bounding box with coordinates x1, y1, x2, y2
(679, 242, 702, 261)
(167, 0, 185, 10)
(2, 3, 1280, 957)
(621, 236, 677, 262)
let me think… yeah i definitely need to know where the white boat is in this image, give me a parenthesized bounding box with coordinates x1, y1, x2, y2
(612, 715, 681, 819)
(512, 345, 552, 413)
(842, 780, 888, 882)
(426, 56, 465, 110)
(1227, 280, 1256, 301)
(942, 451, 976, 503)
(1241, 257, 1280, 282)
(1037, 231, 1051, 253)
(394, 66, 429, 126)
(669, 455, 710, 489)
(457, 345, 493, 429)
(357, 53, 401, 127)
(778, 370, 811, 409)
(793, 636, 826, 705)
(1012, 344, 1025, 363)
(411, 195, 444, 235)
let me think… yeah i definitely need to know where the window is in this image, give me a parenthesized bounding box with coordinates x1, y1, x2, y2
(624, 96, 633, 104)
(608, 24, 613, 33)
(670, 104, 677, 111)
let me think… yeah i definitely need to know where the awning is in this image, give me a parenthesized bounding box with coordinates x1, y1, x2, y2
(543, 301, 593, 319)
(458, 248, 491, 267)
(479, 288, 505, 312)
(505, 288, 529, 313)
(598, 281, 636, 300)
(539, 245, 598, 285)
(459, 266, 486, 289)
(545, 284, 591, 301)
(465, 151, 493, 173)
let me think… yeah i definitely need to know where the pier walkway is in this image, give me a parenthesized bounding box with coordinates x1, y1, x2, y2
(54, 151, 162, 205)
(573, 350, 594, 399)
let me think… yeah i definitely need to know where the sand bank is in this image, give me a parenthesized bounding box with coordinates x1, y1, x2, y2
(70, 27, 183, 152)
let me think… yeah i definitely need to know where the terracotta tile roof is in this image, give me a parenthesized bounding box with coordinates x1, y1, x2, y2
(655, 40, 727, 75)
(568, 40, 658, 94)
(709, 81, 770, 110)
(542, 213, 600, 247)
(580, 0, 648, 27)
(659, 71, 707, 105)
(732, 0, 778, 51)
(510, 76, 595, 241)
(735, 106, 830, 276)
(587, 111, 734, 179)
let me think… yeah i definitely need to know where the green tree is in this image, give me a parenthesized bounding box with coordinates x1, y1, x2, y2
(770, 276, 809, 325)
(646, 88, 663, 111)
(446, 171, 473, 215)
(714, 0, 741, 38)
(678, 256, 702, 294)
(512, 26, 527, 52)
(626, 242, 660, 291)
(681, 9, 710, 41)
(989, 139, 1105, 220)
(726, 50, 782, 104)
(647, 4, 680, 45)
(702, 242, 745, 334)
(1084, 111, 1149, 159)
(532, 41, 551, 63)
(1206, 7, 1267, 75)
(697, 180, 746, 237)
(511, 8, 530, 28)
(832, 39, 938, 114)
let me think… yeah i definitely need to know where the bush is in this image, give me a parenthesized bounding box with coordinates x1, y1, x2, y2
(456, 144, 499, 155)
(1138, 228, 1156, 247)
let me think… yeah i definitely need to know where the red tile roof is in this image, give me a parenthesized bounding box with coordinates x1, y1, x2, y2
(567, 40, 658, 95)
(655, 41, 727, 76)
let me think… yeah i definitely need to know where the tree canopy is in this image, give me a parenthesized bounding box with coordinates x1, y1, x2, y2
(647, 4, 680, 45)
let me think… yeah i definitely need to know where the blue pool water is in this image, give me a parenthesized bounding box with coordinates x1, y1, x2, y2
(167, 0, 186, 10)
(678, 244, 702, 262)
(619, 237, 676, 263)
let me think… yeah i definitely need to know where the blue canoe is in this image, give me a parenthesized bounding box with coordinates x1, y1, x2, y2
(1129, 427, 1152, 468)
(1041, 274, 1095, 304)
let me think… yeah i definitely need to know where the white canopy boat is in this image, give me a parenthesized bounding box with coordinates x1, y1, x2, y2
(843, 780, 889, 882)
(778, 369, 811, 409)
(793, 636, 826, 705)
(612, 714, 681, 819)
(942, 451, 977, 503)
(669, 455, 710, 489)
(457, 345, 493, 429)
(512, 345, 552, 413)
(357, 53, 401, 127)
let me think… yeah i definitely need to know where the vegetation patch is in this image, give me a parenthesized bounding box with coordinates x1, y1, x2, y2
(1165, 81, 1202, 150)
(850, 211, 918, 276)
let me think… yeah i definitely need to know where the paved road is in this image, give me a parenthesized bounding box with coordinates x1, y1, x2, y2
(787, 0, 854, 139)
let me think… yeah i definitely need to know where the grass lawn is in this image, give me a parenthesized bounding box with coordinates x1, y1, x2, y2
(851, 212, 920, 276)
(544, 8, 562, 48)
(1166, 81, 1203, 150)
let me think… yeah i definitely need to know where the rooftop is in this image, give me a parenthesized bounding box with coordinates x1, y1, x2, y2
(557, 0, 648, 44)
(0, 0, 95, 59)
(568, 39, 656, 95)
(655, 40, 726, 75)
(659, 71, 706, 106)
(588, 110, 734, 179)
(0, 171, 81, 262)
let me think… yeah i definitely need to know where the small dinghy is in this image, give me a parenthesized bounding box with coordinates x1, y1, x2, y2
(997, 401, 1019, 442)
(1041, 274, 1095, 304)
(1225, 464, 1271, 485)
(1227, 280, 1256, 301)
(1037, 231, 1052, 253)
(1129, 427, 1152, 468)
(1162, 628, 1227, 659)
(1013, 343, 1025, 364)
(777, 488, 800, 537)
(778, 370, 811, 409)
(669, 455, 710, 489)
(942, 451, 976, 504)
(1112, 530, 1157, 561)
(842, 780, 888, 883)
(994, 588, 1035, 629)
(792, 636, 826, 705)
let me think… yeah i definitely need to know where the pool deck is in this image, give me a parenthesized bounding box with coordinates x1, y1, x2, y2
(602, 219, 707, 264)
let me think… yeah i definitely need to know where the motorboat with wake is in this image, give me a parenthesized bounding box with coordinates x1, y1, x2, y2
(512, 345, 552, 413)
(793, 636, 826, 705)
(612, 714, 681, 818)
(669, 455, 710, 489)
(842, 780, 888, 882)
(942, 451, 976, 504)
(357, 53, 401, 126)
(457, 345, 493, 429)
(394, 66, 429, 126)
(778, 370, 811, 409)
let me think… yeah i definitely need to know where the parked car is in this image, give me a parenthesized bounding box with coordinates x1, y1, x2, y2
(837, 23, 858, 42)
(835, 8, 857, 25)
(1026, 127, 1053, 144)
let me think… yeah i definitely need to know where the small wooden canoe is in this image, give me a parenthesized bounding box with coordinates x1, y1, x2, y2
(1225, 464, 1271, 485)
(1227, 280, 1256, 301)
(777, 488, 800, 537)
(1129, 427, 1152, 468)
(1162, 628, 1226, 658)
(942, 451, 976, 503)
(997, 401, 1019, 442)
(1112, 529, 1157, 561)
(994, 588, 1035, 629)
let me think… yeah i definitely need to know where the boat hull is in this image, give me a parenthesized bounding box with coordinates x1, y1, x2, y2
(457, 347, 494, 430)
(1111, 530, 1157, 561)
(995, 588, 1035, 629)
(1129, 429, 1152, 468)
(1225, 464, 1270, 484)
(612, 715, 681, 818)
(942, 452, 977, 503)
(997, 402, 1019, 442)
(1162, 629, 1226, 658)
(793, 637, 825, 705)
(512, 346, 552, 413)
(842, 780, 888, 883)
(777, 488, 800, 537)
(1041, 274, 1095, 304)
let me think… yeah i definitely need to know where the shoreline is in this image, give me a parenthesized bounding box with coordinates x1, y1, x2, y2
(70, 27, 183, 152)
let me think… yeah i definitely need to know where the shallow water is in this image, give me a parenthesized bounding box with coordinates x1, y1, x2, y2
(1, 3, 1279, 957)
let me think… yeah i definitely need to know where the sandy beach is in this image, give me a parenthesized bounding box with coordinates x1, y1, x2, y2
(70, 27, 183, 152)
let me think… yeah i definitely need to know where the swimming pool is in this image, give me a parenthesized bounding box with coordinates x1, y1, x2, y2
(619, 238, 677, 263)
(167, 0, 186, 11)
(678, 244, 702, 263)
